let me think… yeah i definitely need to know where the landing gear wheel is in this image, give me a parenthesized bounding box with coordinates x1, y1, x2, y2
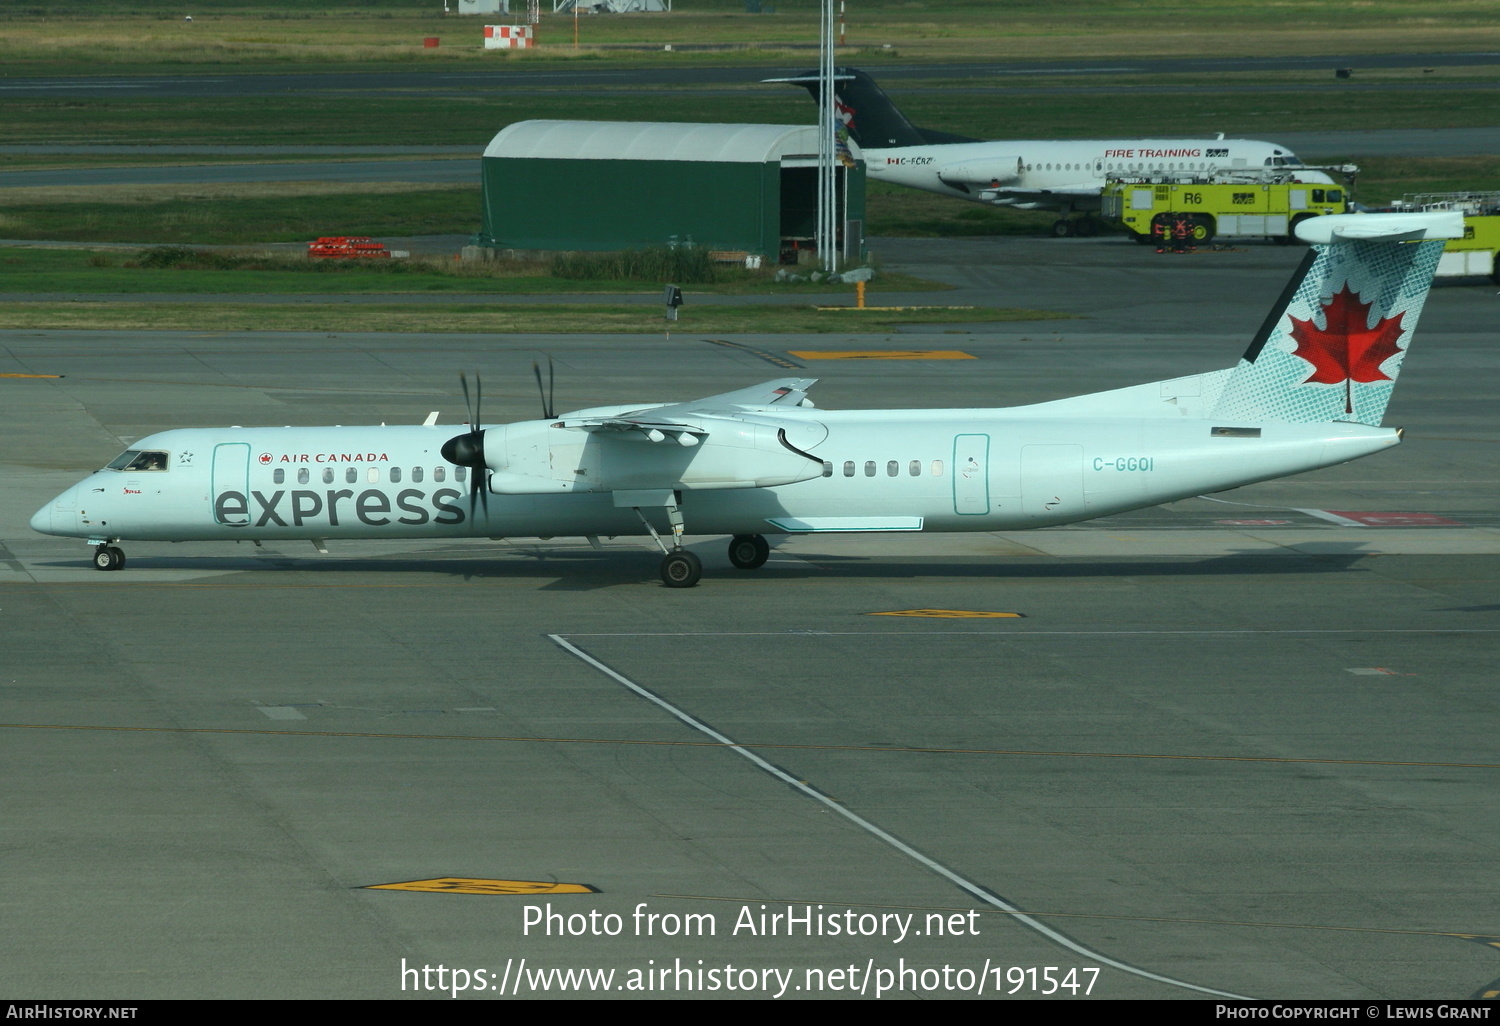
(660, 550, 702, 588)
(1049, 219, 1074, 238)
(727, 534, 770, 570)
(1075, 218, 1100, 238)
(93, 545, 124, 571)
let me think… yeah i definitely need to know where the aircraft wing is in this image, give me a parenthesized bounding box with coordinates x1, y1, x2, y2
(672, 377, 818, 411)
(981, 183, 1102, 199)
(553, 378, 820, 443)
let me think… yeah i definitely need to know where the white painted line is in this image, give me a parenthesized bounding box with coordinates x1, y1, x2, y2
(549, 633, 1251, 1001)
(1347, 667, 1401, 676)
(257, 706, 307, 720)
(1293, 508, 1370, 527)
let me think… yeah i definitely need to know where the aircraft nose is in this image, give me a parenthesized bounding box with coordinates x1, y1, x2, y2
(30, 484, 79, 537)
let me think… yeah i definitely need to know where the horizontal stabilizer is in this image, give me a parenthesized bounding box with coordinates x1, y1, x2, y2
(1295, 211, 1465, 244)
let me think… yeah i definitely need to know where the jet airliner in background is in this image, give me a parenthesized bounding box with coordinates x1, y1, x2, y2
(768, 67, 1334, 237)
(31, 212, 1459, 587)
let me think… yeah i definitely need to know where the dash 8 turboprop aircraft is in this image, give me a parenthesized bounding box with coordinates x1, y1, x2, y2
(32, 212, 1459, 587)
(768, 67, 1334, 237)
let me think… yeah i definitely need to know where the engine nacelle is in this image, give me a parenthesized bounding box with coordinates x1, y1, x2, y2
(484, 418, 828, 495)
(937, 156, 1023, 187)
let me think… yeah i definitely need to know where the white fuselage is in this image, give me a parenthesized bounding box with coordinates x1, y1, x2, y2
(31, 410, 1398, 548)
(870, 139, 1333, 211)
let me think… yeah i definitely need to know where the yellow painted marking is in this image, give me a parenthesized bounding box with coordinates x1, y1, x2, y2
(869, 609, 1023, 618)
(0, 373, 62, 379)
(366, 878, 596, 895)
(788, 350, 975, 360)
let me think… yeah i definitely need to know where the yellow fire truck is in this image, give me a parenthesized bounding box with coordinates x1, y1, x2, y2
(1101, 169, 1353, 245)
(1384, 193, 1500, 282)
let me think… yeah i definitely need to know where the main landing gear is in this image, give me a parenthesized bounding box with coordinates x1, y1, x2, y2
(627, 493, 771, 587)
(92, 543, 125, 571)
(660, 550, 702, 588)
(727, 534, 770, 570)
(629, 494, 704, 588)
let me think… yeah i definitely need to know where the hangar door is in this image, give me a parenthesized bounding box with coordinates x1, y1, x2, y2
(778, 157, 863, 264)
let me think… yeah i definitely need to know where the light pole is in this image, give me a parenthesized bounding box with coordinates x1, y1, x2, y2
(816, 0, 839, 274)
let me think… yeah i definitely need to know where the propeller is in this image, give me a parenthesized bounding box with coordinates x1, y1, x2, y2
(532, 356, 555, 420)
(440, 371, 489, 517)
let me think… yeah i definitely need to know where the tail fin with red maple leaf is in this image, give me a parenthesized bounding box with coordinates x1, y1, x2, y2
(1210, 212, 1464, 427)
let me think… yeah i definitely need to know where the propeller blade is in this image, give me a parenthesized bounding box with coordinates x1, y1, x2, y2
(459, 371, 476, 432)
(468, 466, 488, 520)
(532, 358, 556, 420)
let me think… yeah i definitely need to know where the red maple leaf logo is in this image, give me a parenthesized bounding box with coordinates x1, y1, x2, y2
(1288, 286, 1407, 414)
(1289, 286, 1407, 385)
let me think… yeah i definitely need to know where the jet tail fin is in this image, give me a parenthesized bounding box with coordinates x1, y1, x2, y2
(1209, 212, 1463, 427)
(763, 67, 977, 149)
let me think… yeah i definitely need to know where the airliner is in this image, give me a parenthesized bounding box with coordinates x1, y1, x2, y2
(768, 67, 1333, 237)
(31, 212, 1458, 587)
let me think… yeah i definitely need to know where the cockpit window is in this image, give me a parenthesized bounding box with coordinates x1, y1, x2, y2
(105, 449, 169, 472)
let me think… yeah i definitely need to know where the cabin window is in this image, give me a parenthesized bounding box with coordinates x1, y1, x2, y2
(455, 466, 466, 483)
(412, 466, 424, 483)
(843, 461, 855, 477)
(346, 467, 358, 484)
(367, 468, 379, 483)
(864, 461, 876, 477)
(273, 468, 285, 484)
(821, 461, 833, 478)
(909, 460, 922, 477)
(931, 460, 944, 477)
(106, 449, 168, 472)
(322, 468, 334, 484)
(297, 468, 309, 485)
(390, 467, 402, 483)
(887, 460, 899, 477)
(434, 467, 445, 483)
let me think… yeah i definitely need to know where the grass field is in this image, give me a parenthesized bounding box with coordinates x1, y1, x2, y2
(5, 80, 1499, 149)
(0, 301, 1065, 334)
(3, 157, 1494, 247)
(2, 0, 1494, 333)
(0, 185, 480, 245)
(3, 1, 1498, 72)
(0, 246, 947, 295)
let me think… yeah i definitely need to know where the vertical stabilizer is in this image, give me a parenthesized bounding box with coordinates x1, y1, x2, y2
(762, 67, 976, 149)
(1210, 212, 1463, 426)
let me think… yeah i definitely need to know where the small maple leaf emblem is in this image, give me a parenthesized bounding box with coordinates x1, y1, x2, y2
(1288, 285, 1407, 413)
